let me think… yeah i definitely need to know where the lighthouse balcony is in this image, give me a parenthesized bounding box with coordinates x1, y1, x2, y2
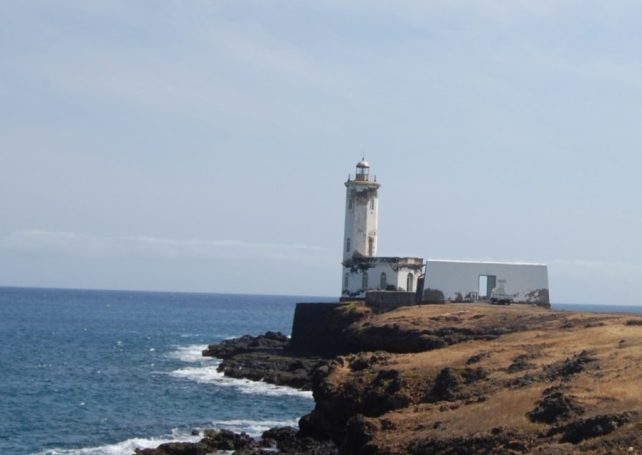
(347, 173, 377, 183)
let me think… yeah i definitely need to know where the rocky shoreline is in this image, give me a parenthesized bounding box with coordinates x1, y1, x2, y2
(202, 331, 322, 390)
(135, 426, 338, 455)
(139, 302, 642, 454)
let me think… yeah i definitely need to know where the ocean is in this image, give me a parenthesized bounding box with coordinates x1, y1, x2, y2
(1, 287, 641, 455)
(0, 287, 334, 455)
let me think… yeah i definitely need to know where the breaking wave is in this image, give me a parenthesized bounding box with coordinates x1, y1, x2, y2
(209, 418, 300, 436)
(167, 345, 312, 398)
(34, 417, 301, 455)
(169, 365, 313, 398)
(167, 344, 210, 363)
(34, 428, 200, 455)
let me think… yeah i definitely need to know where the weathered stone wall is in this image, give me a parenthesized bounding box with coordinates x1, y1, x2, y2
(365, 291, 417, 313)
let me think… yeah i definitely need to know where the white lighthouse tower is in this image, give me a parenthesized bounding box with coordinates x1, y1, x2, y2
(342, 159, 380, 261)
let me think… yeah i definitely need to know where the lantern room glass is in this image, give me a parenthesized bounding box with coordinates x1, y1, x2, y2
(356, 166, 369, 181)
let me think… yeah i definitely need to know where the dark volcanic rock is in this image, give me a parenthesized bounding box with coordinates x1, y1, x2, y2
(465, 351, 490, 365)
(462, 367, 489, 383)
(549, 412, 635, 444)
(345, 324, 448, 353)
(507, 354, 536, 373)
(528, 387, 584, 424)
(410, 428, 533, 454)
(348, 352, 391, 372)
(425, 367, 488, 403)
(340, 415, 379, 455)
(509, 350, 598, 388)
(299, 361, 412, 444)
(361, 369, 412, 414)
(260, 426, 338, 454)
(136, 427, 338, 455)
(261, 426, 298, 447)
(202, 428, 253, 451)
(345, 316, 550, 353)
(427, 367, 464, 402)
(202, 331, 289, 359)
(201, 331, 321, 390)
(135, 442, 209, 455)
(216, 352, 320, 390)
(545, 350, 597, 378)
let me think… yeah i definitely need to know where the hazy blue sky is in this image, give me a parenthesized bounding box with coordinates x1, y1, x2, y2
(2, 1, 642, 304)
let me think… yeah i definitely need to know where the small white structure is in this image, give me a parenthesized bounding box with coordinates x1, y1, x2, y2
(424, 260, 550, 306)
(341, 160, 423, 298)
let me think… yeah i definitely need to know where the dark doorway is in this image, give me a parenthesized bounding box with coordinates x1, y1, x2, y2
(407, 273, 414, 292)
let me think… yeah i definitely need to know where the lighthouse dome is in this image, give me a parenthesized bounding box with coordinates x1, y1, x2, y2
(356, 159, 370, 169)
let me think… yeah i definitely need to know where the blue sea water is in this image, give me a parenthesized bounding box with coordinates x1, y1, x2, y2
(1, 288, 641, 455)
(0, 287, 334, 455)
(552, 303, 642, 314)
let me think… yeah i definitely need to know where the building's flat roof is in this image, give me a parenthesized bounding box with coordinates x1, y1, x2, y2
(427, 258, 547, 267)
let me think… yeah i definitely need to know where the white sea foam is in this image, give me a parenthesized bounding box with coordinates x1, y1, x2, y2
(211, 418, 300, 436)
(34, 428, 200, 455)
(169, 365, 313, 398)
(167, 344, 210, 363)
(35, 419, 300, 455)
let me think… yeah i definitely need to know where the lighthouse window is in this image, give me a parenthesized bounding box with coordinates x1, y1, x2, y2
(370, 199, 374, 209)
(344, 273, 349, 289)
(362, 271, 368, 289)
(345, 238, 351, 253)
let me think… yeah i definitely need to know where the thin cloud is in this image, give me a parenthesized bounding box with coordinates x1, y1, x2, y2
(0, 230, 337, 262)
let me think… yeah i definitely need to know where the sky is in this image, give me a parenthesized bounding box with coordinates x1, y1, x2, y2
(2, 1, 642, 304)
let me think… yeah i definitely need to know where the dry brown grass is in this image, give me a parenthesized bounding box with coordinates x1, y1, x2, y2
(321, 304, 642, 453)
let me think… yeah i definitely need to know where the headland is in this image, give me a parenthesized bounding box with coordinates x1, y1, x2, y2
(140, 301, 642, 454)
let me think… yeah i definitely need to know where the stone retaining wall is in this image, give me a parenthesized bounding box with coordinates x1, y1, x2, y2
(289, 303, 345, 357)
(365, 291, 417, 312)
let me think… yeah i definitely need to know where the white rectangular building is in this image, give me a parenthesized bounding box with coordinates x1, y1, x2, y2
(424, 259, 550, 307)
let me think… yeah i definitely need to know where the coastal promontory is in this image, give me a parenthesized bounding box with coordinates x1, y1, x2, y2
(144, 303, 642, 454)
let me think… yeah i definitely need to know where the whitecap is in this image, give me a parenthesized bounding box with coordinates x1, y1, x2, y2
(166, 344, 210, 363)
(169, 365, 313, 399)
(34, 428, 200, 455)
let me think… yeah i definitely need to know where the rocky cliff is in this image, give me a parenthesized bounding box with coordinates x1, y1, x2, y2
(299, 303, 642, 454)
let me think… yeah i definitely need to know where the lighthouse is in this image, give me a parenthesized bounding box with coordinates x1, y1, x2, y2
(341, 160, 424, 298)
(342, 159, 380, 261)
(335, 161, 549, 306)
